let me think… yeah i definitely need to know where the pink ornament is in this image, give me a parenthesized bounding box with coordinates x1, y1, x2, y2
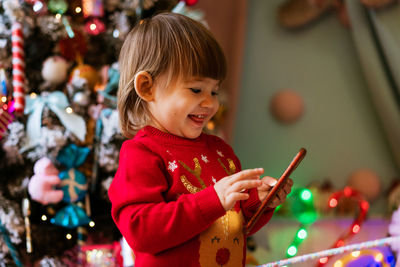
(85, 17, 106, 35)
(347, 168, 381, 201)
(11, 22, 26, 113)
(270, 89, 304, 124)
(184, 0, 199, 6)
(28, 157, 64, 205)
(82, 0, 104, 18)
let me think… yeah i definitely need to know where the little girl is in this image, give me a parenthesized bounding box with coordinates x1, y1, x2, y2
(108, 13, 293, 267)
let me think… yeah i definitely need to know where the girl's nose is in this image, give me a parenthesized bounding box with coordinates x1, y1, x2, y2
(200, 94, 215, 108)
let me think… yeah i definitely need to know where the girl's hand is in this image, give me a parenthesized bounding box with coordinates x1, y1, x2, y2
(257, 176, 293, 208)
(214, 168, 264, 211)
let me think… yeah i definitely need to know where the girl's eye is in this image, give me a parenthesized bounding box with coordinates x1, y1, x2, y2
(212, 91, 219, 96)
(190, 88, 201, 94)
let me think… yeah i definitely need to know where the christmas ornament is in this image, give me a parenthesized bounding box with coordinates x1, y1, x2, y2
(82, 0, 106, 35)
(85, 17, 106, 35)
(69, 64, 100, 91)
(72, 91, 90, 106)
(270, 89, 304, 124)
(0, 109, 13, 139)
(317, 187, 369, 266)
(41, 56, 70, 85)
(185, 0, 199, 6)
(28, 157, 64, 205)
(48, 0, 68, 14)
(24, 91, 87, 148)
(59, 30, 88, 61)
(22, 198, 32, 253)
(57, 144, 90, 203)
(30, 0, 48, 15)
(11, 22, 25, 113)
(50, 204, 91, 229)
(347, 168, 381, 201)
(82, 0, 104, 18)
(49, 144, 91, 229)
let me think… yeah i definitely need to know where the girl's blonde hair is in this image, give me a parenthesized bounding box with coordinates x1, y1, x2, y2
(117, 12, 227, 138)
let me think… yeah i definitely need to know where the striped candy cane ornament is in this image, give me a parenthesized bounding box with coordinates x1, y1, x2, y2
(11, 22, 25, 113)
(0, 108, 13, 138)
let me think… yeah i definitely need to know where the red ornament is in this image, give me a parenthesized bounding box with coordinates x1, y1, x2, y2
(184, 0, 199, 6)
(317, 187, 369, 267)
(85, 17, 105, 35)
(59, 30, 87, 61)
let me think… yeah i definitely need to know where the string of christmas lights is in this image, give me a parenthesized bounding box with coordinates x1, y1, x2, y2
(284, 188, 317, 258)
(259, 235, 400, 267)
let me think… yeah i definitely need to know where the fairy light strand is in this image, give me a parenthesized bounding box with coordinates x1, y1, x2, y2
(258, 235, 400, 267)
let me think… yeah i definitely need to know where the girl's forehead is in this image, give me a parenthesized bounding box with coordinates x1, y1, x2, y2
(182, 76, 221, 84)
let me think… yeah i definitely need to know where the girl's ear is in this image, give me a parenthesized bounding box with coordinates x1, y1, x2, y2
(134, 71, 154, 102)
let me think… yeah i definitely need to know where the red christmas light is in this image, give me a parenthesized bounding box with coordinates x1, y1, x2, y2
(352, 224, 360, 234)
(329, 198, 338, 208)
(319, 257, 328, 264)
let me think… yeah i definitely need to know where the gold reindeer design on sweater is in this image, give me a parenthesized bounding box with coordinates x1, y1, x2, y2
(179, 156, 244, 266)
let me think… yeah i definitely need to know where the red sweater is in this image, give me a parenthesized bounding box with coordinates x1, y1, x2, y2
(108, 126, 274, 267)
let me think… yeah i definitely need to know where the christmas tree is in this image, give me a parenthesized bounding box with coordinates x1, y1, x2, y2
(0, 0, 208, 265)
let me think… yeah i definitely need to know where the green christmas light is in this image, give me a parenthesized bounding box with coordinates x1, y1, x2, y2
(297, 228, 308, 240)
(300, 189, 312, 201)
(287, 245, 297, 257)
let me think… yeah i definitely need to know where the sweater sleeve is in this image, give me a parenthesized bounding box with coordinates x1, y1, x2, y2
(108, 141, 226, 254)
(241, 188, 275, 236)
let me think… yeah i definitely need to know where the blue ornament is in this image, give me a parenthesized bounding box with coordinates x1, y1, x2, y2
(59, 168, 87, 203)
(50, 204, 91, 229)
(57, 144, 90, 203)
(57, 144, 90, 169)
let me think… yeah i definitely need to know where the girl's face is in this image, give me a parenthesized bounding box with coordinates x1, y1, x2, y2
(147, 76, 220, 139)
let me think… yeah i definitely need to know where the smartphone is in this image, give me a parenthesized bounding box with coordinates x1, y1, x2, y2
(243, 148, 307, 235)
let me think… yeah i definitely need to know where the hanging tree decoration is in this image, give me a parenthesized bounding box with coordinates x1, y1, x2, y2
(317, 186, 369, 267)
(47, 0, 68, 15)
(11, 21, 26, 114)
(50, 144, 91, 229)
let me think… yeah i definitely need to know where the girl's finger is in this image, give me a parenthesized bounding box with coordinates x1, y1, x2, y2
(228, 180, 262, 194)
(229, 168, 264, 183)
